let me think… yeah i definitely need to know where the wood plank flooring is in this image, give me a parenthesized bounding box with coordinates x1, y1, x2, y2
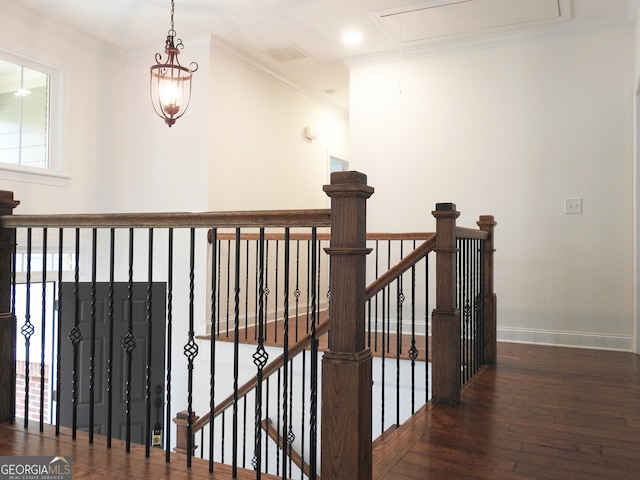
(1, 342, 637, 479)
(373, 342, 640, 480)
(0, 422, 280, 480)
(206, 311, 430, 362)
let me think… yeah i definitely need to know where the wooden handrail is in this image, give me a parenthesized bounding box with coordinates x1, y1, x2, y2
(191, 318, 330, 433)
(209, 231, 436, 242)
(261, 418, 319, 480)
(0, 209, 331, 229)
(455, 226, 489, 240)
(365, 235, 436, 301)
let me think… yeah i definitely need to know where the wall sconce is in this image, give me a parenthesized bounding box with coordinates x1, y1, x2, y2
(150, 0, 198, 127)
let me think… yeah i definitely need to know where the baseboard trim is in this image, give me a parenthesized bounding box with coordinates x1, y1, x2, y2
(497, 327, 634, 352)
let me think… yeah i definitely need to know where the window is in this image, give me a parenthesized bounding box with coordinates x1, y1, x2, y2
(0, 56, 51, 172)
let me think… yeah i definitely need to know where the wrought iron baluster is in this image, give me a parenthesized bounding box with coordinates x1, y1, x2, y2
(122, 228, 137, 452)
(425, 253, 430, 404)
(300, 350, 306, 480)
(408, 246, 419, 415)
(386, 240, 391, 353)
(263, 240, 270, 343)
(70, 228, 82, 439)
(274, 239, 280, 344)
(89, 228, 97, 444)
(252, 228, 269, 479)
(309, 228, 318, 480)
(165, 228, 174, 462)
(107, 228, 115, 448)
(396, 243, 404, 426)
(265, 377, 271, 473)
(144, 228, 154, 456)
(225, 238, 232, 337)
(10, 231, 17, 423)
(276, 370, 281, 477)
(374, 239, 379, 352)
(209, 228, 217, 473)
(21, 228, 34, 428)
(380, 286, 386, 435)
(55, 228, 64, 435)
(184, 228, 199, 467)
(281, 227, 290, 480)
(294, 240, 300, 342)
(232, 228, 241, 476)
(216, 238, 222, 338)
(244, 239, 250, 339)
(287, 358, 295, 480)
(39, 228, 47, 431)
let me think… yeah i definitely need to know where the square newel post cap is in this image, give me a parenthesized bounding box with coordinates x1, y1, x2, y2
(0, 191, 20, 214)
(323, 171, 374, 198)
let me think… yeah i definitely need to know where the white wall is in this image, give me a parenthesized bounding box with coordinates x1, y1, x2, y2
(207, 42, 349, 212)
(0, 6, 126, 214)
(349, 28, 636, 351)
(633, 8, 640, 354)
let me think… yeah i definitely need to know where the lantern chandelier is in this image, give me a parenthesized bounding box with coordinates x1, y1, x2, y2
(150, 0, 198, 127)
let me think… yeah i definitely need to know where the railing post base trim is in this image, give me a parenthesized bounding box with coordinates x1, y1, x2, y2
(321, 349, 372, 480)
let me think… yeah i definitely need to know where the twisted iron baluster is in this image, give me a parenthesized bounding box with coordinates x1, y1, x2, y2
(39, 228, 47, 431)
(165, 228, 174, 462)
(408, 259, 419, 415)
(263, 240, 270, 343)
(293, 240, 300, 342)
(89, 228, 97, 443)
(69, 228, 82, 439)
(396, 242, 404, 426)
(309, 228, 318, 480)
(252, 228, 269, 479)
(287, 359, 295, 480)
(122, 228, 137, 452)
(281, 228, 290, 480)
(232, 228, 241, 476)
(184, 228, 199, 467)
(107, 229, 115, 448)
(55, 228, 63, 435)
(144, 228, 154, 456)
(21, 229, 34, 428)
(209, 228, 217, 473)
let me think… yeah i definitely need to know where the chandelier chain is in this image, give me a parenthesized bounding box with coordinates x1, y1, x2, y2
(170, 0, 175, 33)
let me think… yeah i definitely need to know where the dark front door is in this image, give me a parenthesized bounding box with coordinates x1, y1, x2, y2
(58, 282, 166, 446)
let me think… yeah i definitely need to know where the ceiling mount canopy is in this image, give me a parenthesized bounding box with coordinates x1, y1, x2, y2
(150, 0, 198, 127)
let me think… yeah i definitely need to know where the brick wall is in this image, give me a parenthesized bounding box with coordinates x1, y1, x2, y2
(15, 360, 50, 422)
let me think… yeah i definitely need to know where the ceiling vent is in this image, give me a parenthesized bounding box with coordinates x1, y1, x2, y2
(374, 0, 567, 44)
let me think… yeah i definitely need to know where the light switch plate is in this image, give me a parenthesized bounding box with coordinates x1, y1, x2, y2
(564, 198, 582, 214)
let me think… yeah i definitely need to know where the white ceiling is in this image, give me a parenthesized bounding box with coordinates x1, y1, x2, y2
(1, 0, 637, 111)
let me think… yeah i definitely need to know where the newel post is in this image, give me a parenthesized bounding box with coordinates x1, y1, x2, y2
(431, 203, 461, 405)
(478, 215, 497, 364)
(0, 191, 20, 422)
(322, 171, 374, 480)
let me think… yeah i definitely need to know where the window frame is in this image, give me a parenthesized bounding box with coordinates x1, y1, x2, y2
(0, 49, 64, 179)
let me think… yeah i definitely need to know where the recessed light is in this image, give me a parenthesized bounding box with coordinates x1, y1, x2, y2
(342, 30, 363, 47)
(14, 88, 31, 97)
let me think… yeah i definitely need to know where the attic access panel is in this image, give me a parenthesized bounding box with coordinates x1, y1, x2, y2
(375, 0, 565, 44)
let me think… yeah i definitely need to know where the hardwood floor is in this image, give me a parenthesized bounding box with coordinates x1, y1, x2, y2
(1, 342, 637, 479)
(0, 421, 281, 480)
(373, 342, 640, 480)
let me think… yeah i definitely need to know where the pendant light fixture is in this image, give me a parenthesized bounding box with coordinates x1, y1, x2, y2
(150, 0, 198, 127)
